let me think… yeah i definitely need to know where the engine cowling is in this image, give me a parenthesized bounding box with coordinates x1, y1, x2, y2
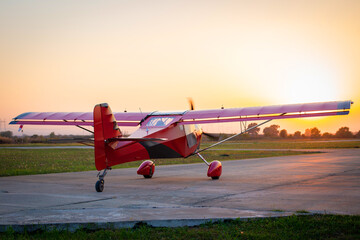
(137, 160, 155, 178)
(207, 160, 222, 180)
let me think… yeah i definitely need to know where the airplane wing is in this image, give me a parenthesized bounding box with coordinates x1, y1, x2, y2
(10, 111, 151, 127)
(9, 100, 352, 127)
(179, 100, 353, 124)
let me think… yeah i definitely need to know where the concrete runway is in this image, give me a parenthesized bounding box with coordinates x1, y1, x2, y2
(0, 148, 359, 231)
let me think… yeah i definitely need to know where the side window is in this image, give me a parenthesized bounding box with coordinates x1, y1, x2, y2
(146, 117, 175, 127)
(183, 125, 197, 148)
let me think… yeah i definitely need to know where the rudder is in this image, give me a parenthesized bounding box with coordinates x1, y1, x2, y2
(94, 103, 122, 170)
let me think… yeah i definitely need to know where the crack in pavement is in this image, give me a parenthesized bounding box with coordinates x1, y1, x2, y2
(0, 196, 117, 216)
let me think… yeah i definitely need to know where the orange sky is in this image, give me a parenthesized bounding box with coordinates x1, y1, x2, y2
(0, 1, 359, 136)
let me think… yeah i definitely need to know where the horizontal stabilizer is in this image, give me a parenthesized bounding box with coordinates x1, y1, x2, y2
(106, 137, 167, 143)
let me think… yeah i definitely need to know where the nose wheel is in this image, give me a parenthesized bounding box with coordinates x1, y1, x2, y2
(95, 168, 110, 192)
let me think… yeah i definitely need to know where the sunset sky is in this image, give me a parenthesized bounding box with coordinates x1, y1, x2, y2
(0, 0, 359, 136)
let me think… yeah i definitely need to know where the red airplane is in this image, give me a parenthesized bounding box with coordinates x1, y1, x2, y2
(10, 100, 353, 192)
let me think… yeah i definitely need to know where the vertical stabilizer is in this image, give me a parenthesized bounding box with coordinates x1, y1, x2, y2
(93, 103, 122, 170)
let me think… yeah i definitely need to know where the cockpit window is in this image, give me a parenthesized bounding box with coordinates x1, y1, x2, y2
(146, 117, 175, 127)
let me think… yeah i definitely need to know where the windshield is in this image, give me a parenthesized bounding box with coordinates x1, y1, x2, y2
(146, 117, 175, 127)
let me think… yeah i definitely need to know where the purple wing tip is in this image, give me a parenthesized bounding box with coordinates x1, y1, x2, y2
(337, 101, 352, 110)
(13, 112, 33, 120)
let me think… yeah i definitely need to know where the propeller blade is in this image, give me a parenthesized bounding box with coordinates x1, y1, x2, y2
(202, 132, 220, 141)
(188, 97, 195, 110)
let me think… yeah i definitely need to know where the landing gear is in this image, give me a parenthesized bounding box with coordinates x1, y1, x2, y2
(207, 160, 222, 180)
(95, 179, 104, 192)
(137, 160, 155, 178)
(143, 164, 153, 178)
(95, 168, 110, 192)
(196, 153, 222, 180)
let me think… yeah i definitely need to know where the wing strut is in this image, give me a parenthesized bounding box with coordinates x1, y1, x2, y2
(195, 113, 285, 154)
(75, 125, 94, 134)
(63, 120, 94, 134)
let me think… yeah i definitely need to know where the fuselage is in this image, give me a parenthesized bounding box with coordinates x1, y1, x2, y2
(103, 114, 203, 168)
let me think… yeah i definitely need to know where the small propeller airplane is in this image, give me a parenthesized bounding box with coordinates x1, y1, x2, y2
(10, 100, 353, 192)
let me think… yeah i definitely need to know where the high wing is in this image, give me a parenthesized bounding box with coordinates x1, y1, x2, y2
(10, 112, 151, 126)
(9, 100, 352, 127)
(179, 100, 352, 124)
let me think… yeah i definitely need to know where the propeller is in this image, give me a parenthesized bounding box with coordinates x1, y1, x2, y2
(187, 97, 219, 141)
(188, 97, 195, 110)
(202, 132, 221, 141)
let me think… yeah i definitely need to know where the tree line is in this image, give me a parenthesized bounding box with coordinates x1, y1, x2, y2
(247, 123, 360, 139)
(0, 131, 91, 144)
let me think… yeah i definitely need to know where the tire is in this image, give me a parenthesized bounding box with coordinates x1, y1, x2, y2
(143, 165, 153, 178)
(95, 180, 104, 192)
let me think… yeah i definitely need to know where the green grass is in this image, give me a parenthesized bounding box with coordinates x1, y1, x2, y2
(1, 214, 359, 239)
(0, 148, 314, 176)
(0, 149, 95, 176)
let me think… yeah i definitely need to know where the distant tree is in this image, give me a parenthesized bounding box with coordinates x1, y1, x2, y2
(322, 132, 333, 138)
(49, 132, 56, 138)
(0, 131, 13, 138)
(247, 123, 260, 136)
(293, 131, 301, 138)
(304, 129, 311, 137)
(355, 130, 360, 139)
(335, 127, 353, 138)
(279, 129, 288, 138)
(263, 125, 280, 138)
(310, 127, 321, 138)
(0, 136, 12, 144)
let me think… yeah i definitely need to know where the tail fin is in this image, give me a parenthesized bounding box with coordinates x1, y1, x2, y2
(94, 103, 122, 170)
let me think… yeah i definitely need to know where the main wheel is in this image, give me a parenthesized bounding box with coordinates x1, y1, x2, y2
(95, 180, 104, 192)
(207, 160, 222, 180)
(143, 167, 153, 178)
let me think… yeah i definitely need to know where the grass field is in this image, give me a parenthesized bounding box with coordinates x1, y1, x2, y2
(0, 148, 316, 176)
(2, 214, 359, 239)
